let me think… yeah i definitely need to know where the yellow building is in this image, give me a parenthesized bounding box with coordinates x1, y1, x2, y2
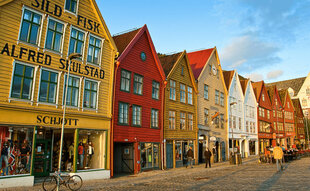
(159, 51, 198, 169)
(0, 0, 117, 187)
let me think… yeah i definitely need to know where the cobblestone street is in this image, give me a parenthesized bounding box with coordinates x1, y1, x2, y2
(4, 156, 310, 191)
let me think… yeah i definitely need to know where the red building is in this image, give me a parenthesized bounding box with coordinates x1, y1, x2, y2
(266, 85, 285, 146)
(111, 25, 166, 176)
(292, 98, 306, 149)
(278, 89, 295, 148)
(252, 81, 273, 153)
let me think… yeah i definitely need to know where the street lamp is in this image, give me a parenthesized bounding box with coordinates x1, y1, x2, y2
(57, 53, 82, 190)
(230, 101, 237, 161)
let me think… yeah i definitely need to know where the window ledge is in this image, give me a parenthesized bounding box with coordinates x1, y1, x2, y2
(43, 48, 63, 56)
(86, 62, 100, 68)
(9, 98, 33, 105)
(37, 102, 58, 107)
(82, 107, 98, 113)
(64, 9, 78, 17)
(17, 40, 40, 50)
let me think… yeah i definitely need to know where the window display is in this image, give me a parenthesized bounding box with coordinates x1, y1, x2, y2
(0, 126, 33, 176)
(140, 143, 159, 169)
(175, 141, 182, 161)
(78, 130, 106, 170)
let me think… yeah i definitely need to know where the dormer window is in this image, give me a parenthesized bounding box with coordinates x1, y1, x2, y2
(262, 93, 265, 101)
(65, 0, 78, 14)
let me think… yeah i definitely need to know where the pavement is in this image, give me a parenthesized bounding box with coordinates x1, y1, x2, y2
(2, 156, 310, 191)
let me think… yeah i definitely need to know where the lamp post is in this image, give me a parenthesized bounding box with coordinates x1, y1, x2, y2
(230, 102, 237, 161)
(57, 53, 82, 190)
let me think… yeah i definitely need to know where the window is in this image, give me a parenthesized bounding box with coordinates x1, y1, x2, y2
(180, 84, 186, 103)
(233, 116, 236, 129)
(267, 110, 270, 119)
(152, 81, 160, 99)
(180, 112, 186, 130)
(188, 113, 193, 130)
(169, 80, 176, 100)
(64, 75, 79, 107)
(45, 19, 64, 52)
(120, 69, 131, 92)
(220, 92, 224, 106)
(19, 9, 42, 45)
(262, 93, 265, 101)
(273, 110, 275, 117)
(220, 114, 224, 129)
(83, 80, 97, 109)
(140, 143, 159, 169)
(68, 28, 84, 56)
(169, 111, 176, 129)
(132, 105, 141, 126)
(39, 70, 58, 103)
(118, 102, 129, 125)
(65, 0, 78, 13)
(151, 109, 159, 128)
(215, 90, 219, 104)
(239, 117, 241, 130)
(204, 108, 209, 125)
(87, 35, 101, 65)
(204, 84, 209, 99)
(11, 63, 34, 99)
(133, 74, 143, 95)
(181, 66, 184, 75)
(215, 116, 219, 128)
(187, 87, 193, 104)
(246, 121, 249, 132)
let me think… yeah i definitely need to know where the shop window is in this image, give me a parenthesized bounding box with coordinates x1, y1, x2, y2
(45, 19, 64, 52)
(83, 79, 98, 109)
(169, 80, 176, 100)
(175, 141, 182, 161)
(0, 127, 34, 176)
(133, 74, 143, 95)
(204, 84, 209, 100)
(11, 63, 34, 100)
(87, 35, 102, 65)
(120, 69, 131, 92)
(187, 87, 193, 105)
(132, 105, 141, 127)
(63, 75, 80, 107)
(180, 84, 186, 103)
(140, 143, 159, 169)
(188, 113, 193, 130)
(180, 112, 186, 130)
(152, 81, 160, 99)
(65, 0, 78, 14)
(39, 69, 58, 103)
(169, 111, 176, 129)
(19, 9, 42, 45)
(78, 130, 106, 170)
(151, 109, 159, 128)
(68, 28, 84, 57)
(118, 102, 129, 125)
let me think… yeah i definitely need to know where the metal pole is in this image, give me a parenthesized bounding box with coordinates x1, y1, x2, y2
(306, 114, 309, 149)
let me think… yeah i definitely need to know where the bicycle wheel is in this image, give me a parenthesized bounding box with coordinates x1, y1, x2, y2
(42, 175, 57, 191)
(67, 175, 83, 191)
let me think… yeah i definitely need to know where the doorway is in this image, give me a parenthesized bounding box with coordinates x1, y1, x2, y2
(113, 142, 134, 176)
(166, 142, 173, 168)
(199, 141, 204, 163)
(33, 139, 52, 177)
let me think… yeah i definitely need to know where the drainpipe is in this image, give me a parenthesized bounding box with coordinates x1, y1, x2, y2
(161, 80, 167, 170)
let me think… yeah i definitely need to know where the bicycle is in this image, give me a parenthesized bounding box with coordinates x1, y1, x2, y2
(42, 171, 83, 191)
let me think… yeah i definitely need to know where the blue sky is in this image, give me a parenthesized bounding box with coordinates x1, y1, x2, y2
(98, 0, 310, 82)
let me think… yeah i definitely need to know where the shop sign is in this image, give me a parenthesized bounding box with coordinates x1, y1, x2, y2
(36, 115, 79, 126)
(286, 132, 293, 136)
(210, 136, 216, 141)
(0, 43, 105, 80)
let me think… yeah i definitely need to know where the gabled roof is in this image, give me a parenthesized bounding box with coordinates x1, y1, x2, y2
(240, 79, 249, 95)
(266, 85, 276, 103)
(158, 52, 182, 77)
(187, 48, 214, 80)
(113, 25, 166, 81)
(278, 89, 287, 107)
(292, 98, 304, 117)
(251, 81, 264, 101)
(222, 70, 235, 91)
(266, 77, 306, 96)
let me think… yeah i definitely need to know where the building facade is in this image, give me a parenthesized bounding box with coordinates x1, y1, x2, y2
(292, 98, 305, 148)
(188, 48, 228, 163)
(0, 0, 117, 187)
(111, 25, 165, 176)
(159, 51, 198, 169)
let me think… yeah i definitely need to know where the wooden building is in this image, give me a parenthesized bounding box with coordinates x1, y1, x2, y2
(252, 81, 273, 153)
(111, 25, 166, 176)
(159, 51, 198, 169)
(187, 48, 228, 163)
(292, 98, 305, 148)
(0, 0, 117, 187)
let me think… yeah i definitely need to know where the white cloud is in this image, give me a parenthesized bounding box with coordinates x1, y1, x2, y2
(246, 73, 263, 82)
(267, 70, 284, 80)
(221, 35, 281, 72)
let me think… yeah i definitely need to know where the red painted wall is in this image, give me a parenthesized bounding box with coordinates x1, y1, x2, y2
(257, 84, 273, 139)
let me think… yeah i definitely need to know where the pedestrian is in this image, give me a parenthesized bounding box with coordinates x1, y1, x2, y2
(186, 146, 194, 168)
(204, 148, 212, 168)
(273, 143, 284, 172)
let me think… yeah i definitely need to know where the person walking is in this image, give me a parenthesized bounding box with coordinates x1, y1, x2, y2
(186, 147, 194, 168)
(274, 143, 284, 172)
(204, 148, 212, 168)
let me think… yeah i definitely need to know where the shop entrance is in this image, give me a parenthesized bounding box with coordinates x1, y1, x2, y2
(166, 142, 173, 168)
(198, 141, 203, 163)
(113, 142, 134, 176)
(33, 139, 52, 177)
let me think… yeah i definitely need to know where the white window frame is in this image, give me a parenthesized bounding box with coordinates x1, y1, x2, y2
(86, 33, 105, 67)
(63, 73, 81, 109)
(82, 77, 100, 111)
(64, 0, 80, 16)
(67, 26, 86, 61)
(17, 6, 44, 48)
(44, 16, 67, 55)
(37, 67, 61, 106)
(9, 61, 38, 104)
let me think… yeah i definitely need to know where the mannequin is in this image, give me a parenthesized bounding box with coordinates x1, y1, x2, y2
(86, 141, 94, 168)
(20, 139, 30, 172)
(0, 141, 9, 175)
(78, 142, 84, 169)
